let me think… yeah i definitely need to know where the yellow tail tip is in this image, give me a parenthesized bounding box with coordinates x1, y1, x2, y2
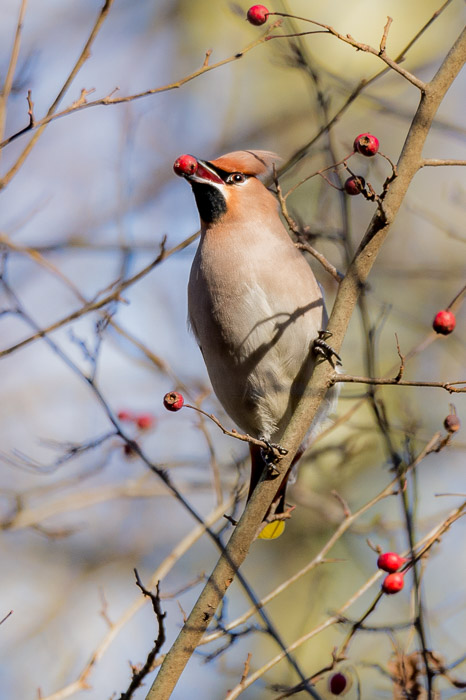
(258, 520, 285, 540)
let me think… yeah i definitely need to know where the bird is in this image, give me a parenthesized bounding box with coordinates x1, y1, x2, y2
(174, 149, 338, 538)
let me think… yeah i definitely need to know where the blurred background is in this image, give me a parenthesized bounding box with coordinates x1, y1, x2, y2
(0, 1, 464, 698)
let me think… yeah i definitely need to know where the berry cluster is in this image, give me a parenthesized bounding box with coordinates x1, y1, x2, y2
(377, 551, 406, 594)
(343, 132, 380, 196)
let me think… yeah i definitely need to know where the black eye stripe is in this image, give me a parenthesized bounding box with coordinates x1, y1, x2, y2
(204, 162, 249, 184)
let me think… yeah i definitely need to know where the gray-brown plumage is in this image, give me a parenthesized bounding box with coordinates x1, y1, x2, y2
(179, 150, 332, 537)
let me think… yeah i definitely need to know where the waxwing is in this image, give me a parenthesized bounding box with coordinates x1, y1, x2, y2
(175, 150, 337, 538)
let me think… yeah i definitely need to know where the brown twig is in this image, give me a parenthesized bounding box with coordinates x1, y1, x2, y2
(0, 0, 115, 189)
(201, 431, 441, 652)
(184, 403, 288, 458)
(295, 243, 344, 282)
(277, 0, 454, 179)
(420, 158, 466, 167)
(0, 232, 198, 358)
(332, 374, 466, 393)
(147, 28, 466, 699)
(37, 500, 235, 700)
(0, 20, 283, 154)
(379, 16, 393, 54)
(267, 13, 427, 90)
(118, 572, 166, 699)
(225, 500, 465, 698)
(273, 166, 343, 282)
(394, 334, 405, 382)
(0, 610, 13, 626)
(0, 0, 29, 149)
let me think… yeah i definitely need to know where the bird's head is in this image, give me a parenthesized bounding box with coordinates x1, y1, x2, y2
(173, 150, 280, 227)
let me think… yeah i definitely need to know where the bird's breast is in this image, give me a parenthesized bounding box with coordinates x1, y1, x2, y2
(187, 226, 325, 438)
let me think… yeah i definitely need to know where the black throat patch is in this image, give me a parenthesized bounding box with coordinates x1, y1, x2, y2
(191, 183, 227, 224)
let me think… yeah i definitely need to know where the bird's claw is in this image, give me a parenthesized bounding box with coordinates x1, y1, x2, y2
(259, 437, 288, 473)
(313, 330, 342, 367)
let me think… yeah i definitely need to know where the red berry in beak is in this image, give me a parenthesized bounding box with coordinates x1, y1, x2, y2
(344, 175, 365, 195)
(173, 154, 198, 177)
(377, 552, 406, 573)
(247, 5, 269, 25)
(354, 132, 379, 156)
(433, 309, 456, 335)
(382, 572, 404, 594)
(163, 391, 184, 412)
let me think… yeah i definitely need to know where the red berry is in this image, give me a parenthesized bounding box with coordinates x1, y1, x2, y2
(444, 414, 461, 433)
(136, 413, 155, 430)
(173, 154, 198, 177)
(247, 4, 269, 25)
(163, 391, 184, 412)
(377, 552, 406, 573)
(344, 175, 365, 195)
(382, 572, 404, 594)
(433, 309, 456, 335)
(353, 132, 379, 157)
(328, 672, 349, 695)
(117, 410, 134, 422)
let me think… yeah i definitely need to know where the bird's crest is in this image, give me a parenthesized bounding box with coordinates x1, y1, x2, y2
(209, 150, 280, 180)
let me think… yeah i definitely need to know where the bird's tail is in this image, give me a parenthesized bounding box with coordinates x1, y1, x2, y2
(248, 444, 302, 540)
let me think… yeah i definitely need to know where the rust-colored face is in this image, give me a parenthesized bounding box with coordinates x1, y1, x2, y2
(175, 150, 280, 225)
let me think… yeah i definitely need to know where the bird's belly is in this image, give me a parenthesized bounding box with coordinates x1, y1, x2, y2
(194, 301, 320, 441)
(188, 244, 325, 440)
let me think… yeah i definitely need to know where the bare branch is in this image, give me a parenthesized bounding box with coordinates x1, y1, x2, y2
(267, 13, 427, 90)
(420, 158, 466, 167)
(146, 27, 466, 700)
(0, 20, 282, 154)
(0, 0, 28, 146)
(0, 0, 115, 189)
(333, 374, 466, 393)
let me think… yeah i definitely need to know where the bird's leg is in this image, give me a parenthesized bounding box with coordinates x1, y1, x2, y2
(259, 437, 288, 476)
(313, 330, 342, 367)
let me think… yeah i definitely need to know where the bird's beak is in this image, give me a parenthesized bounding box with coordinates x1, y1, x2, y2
(188, 159, 224, 186)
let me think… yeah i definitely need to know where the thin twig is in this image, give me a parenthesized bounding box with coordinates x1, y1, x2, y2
(333, 374, 466, 393)
(118, 572, 166, 699)
(0, 0, 29, 148)
(0, 0, 115, 189)
(267, 13, 427, 90)
(277, 0, 454, 178)
(0, 20, 283, 154)
(184, 403, 288, 457)
(420, 158, 466, 167)
(225, 501, 465, 699)
(0, 233, 198, 358)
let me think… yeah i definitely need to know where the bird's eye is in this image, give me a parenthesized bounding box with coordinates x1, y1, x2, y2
(226, 172, 246, 184)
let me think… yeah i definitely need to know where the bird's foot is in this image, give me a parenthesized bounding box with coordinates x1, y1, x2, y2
(259, 437, 288, 475)
(313, 330, 342, 367)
